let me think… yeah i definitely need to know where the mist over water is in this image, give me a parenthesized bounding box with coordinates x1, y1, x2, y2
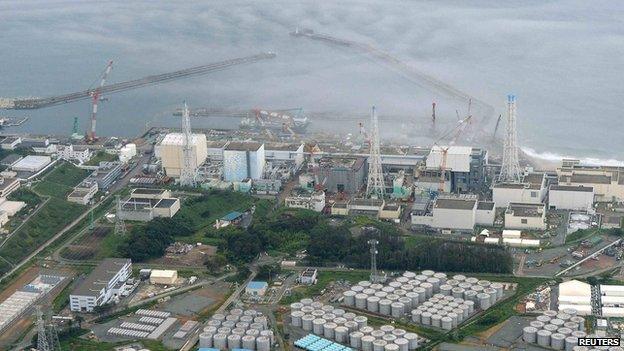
(1, 0, 623, 163)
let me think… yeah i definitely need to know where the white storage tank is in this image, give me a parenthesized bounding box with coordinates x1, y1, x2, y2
(246, 329, 260, 337)
(557, 313, 571, 321)
(290, 302, 303, 311)
(302, 315, 314, 331)
(335, 309, 347, 318)
(440, 285, 453, 296)
(523, 326, 537, 343)
(448, 312, 459, 328)
(360, 326, 374, 335)
(232, 327, 246, 336)
(543, 310, 557, 317)
(404, 332, 419, 350)
(544, 324, 559, 333)
(413, 287, 426, 303)
(256, 336, 270, 351)
(362, 335, 376, 351)
(563, 322, 578, 331)
(213, 333, 228, 350)
(446, 279, 459, 286)
(431, 314, 442, 328)
(465, 277, 478, 284)
(395, 337, 409, 351)
(242, 335, 256, 350)
(558, 327, 573, 336)
(441, 316, 453, 330)
(477, 280, 491, 288)
(537, 330, 551, 347)
(313, 318, 326, 334)
(392, 329, 406, 337)
(565, 336, 578, 351)
(551, 318, 565, 327)
(484, 288, 498, 305)
(371, 330, 386, 339)
(301, 298, 313, 306)
(199, 332, 213, 348)
(420, 282, 434, 298)
(379, 299, 392, 315)
(354, 315, 368, 329)
(477, 293, 491, 310)
(452, 287, 465, 299)
(352, 285, 365, 293)
(380, 325, 395, 333)
(426, 277, 441, 291)
(359, 280, 372, 288)
(385, 343, 399, 351)
(335, 326, 349, 343)
(452, 274, 466, 282)
(411, 309, 422, 323)
(382, 334, 397, 343)
(350, 331, 364, 348)
(367, 296, 381, 313)
(405, 292, 419, 307)
(355, 294, 368, 309)
(345, 321, 359, 333)
(490, 282, 504, 299)
(551, 333, 565, 350)
(371, 283, 385, 290)
(291, 311, 304, 327)
(422, 270, 435, 277)
(421, 311, 432, 325)
(227, 334, 241, 349)
(323, 322, 337, 339)
(343, 291, 356, 307)
(464, 290, 478, 302)
(537, 315, 551, 323)
(391, 302, 405, 318)
(373, 339, 388, 351)
(570, 316, 585, 330)
(312, 310, 325, 318)
(300, 306, 314, 314)
(375, 291, 389, 299)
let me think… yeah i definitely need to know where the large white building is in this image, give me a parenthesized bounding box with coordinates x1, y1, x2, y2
(600, 285, 624, 317)
(155, 133, 208, 177)
(285, 191, 326, 212)
(557, 159, 624, 201)
(492, 172, 547, 208)
(504, 202, 546, 230)
(558, 279, 592, 316)
(69, 258, 132, 312)
(548, 185, 594, 211)
(426, 146, 472, 173)
(57, 144, 92, 164)
(411, 195, 494, 232)
(223, 142, 265, 182)
(265, 143, 305, 169)
(12, 155, 52, 173)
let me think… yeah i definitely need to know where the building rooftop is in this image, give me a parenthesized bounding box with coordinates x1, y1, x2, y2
(247, 281, 268, 290)
(477, 201, 495, 210)
(550, 185, 594, 192)
(434, 198, 476, 210)
(160, 133, 205, 146)
(131, 188, 167, 195)
(154, 198, 178, 208)
(221, 211, 243, 221)
(568, 173, 612, 184)
(71, 258, 131, 297)
(319, 156, 365, 171)
(0, 154, 22, 166)
(225, 142, 263, 151)
(524, 172, 545, 185)
(265, 142, 303, 151)
(382, 203, 401, 211)
(507, 203, 545, 217)
(205, 140, 229, 148)
(349, 198, 384, 207)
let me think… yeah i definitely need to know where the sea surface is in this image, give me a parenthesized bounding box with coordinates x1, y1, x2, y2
(1, 0, 623, 164)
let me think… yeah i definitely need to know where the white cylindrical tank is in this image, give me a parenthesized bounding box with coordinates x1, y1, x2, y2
(232, 327, 246, 336)
(345, 321, 359, 333)
(379, 299, 392, 315)
(260, 330, 274, 344)
(471, 285, 484, 294)
(382, 334, 397, 343)
(537, 330, 551, 347)
(564, 322, 578, 331)
(431, 314, 442, 328)
(312, 310, 325, 318)
(490, 282, 504, 300)
(336, 309, 348, 318)
(390, 281, 402, 288)
(343, 291, 356, 307)
(371, 283, 385, 290)
(403, 271, 416, 278)
(291, 311, 304, 327)
(227, 334, 242, 349)
(452, 274, 466, 282)
(544, 310, 557, 317)
(359, 280, 372, 288)
(380, 325, 395, 333)
(367, 296, 380, 313)
(448, 312, 459, 328)
(558, 327, 573, 336)
(530, 321, 545, 329)
(551, 333, 565, 350)
(335, 326, 348, 343)
(355, 294, 368, 309)
(465, 277, 478, 284)
(477, 280, 491, 288)
(422, 270, 435, 277)
(217, 327, 231, 335)
(544, 324, 558, 333)
(352, 285, 365, 293)
(421, 312, 432, 325)
(371, 330, 385, 339)
(375, 291, 389, 299)
(363, 288, 376, 296)
(464, 290, 478, 302)
(323, 322, 337, 339)
(413, 287, 426, 303)
(537, 315, 552, 323)
(203, 326, 217, 334)
(354, 315, 368, 329)
(360, 326, 374, 335)
(213, 313, 226, 322)
(570, 316, 585, 331)
(523, 326, 537, 343)
(484, 288, 497, 305)
(477, 293, 491, 310)
(440, 285, 453, 296)
(426, 277, 441, 291)
(406, 292, 419, 307)
(446, 279, 459, 286)
(199, 332, 213, 348)
(242, 335, 256, 350)
(415, 274, 428, 282)
(373, 339, 388, 351)
(302, 315, 314, 331)
(453, 308, 465, 323)
(301, 298, 313, 306)
(385, 343, 399, 351)
(551, 318, 565, 327)
(313, 318, 326, 334)
(452, 287, 465, 299)
(256, 336, 270, 351)
(394, 337, 409, 351)
(350, 331, 364, 349)
(324, 313, 336, 321)
(441, 316, 453, 330)
(382, 286, 395, 294)
(420, 282, 434, 298)
(362, 335, 376, 351)
(387, 294, 400, 302)
(391, 302, 405, 318)
(392, 329, 406, 337)
(300, 306, 314, 315)
(246, 329, 260, 337)
(290, 302, 303, 311)
(565, 336, 578, 351)
(404, 332, 419, 350)
(557, 313, 571, 321)
(411, 309, 422, 323)
(213, 334, 228, 350)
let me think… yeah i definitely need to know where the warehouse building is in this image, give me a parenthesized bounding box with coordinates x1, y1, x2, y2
(492, 172, 547, 208)
(155, 132, 208, 178)
(12, 155, 52, 173)
(0, 177, 20, 199)
(70, 258, 132, 312)
(317, 156, 366, 194)
(505, 202, 546, 230)
(558, 279, 592, 316)
(149, 270, 178, 285)
(0, 136, 21, 150)
(67, 179, 98, 205)
(600, 285, 624, 317)
(223, 142, 265, 182)
(411, 195, 495, 232)
(88, 161, 122, 190)
(548, 185, 594, 211)
(285, 191, 326, 212)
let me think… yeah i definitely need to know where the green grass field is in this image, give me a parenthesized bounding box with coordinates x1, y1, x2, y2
(33, 162, 89, 199)
(85, 151, 118, 166)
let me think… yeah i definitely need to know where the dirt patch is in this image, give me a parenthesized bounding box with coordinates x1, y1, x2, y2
(581, 254, 616, 270)
(148, 244, 217, 267)
(61, 226, 112, 261)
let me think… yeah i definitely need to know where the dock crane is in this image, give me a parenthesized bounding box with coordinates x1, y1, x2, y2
(87, 60, 113, 141)
(432, 109, 473, 193)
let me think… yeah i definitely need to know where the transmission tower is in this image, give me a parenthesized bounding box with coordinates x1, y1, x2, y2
(366, 106, 385, 198)
(35, 306, 52, 351)
(179, 102, 197, 187)
(368, 239, 386, 283)
(498, 94, 522, 183)
(114, 195, 126, 236)
(46, 321, 61, 351)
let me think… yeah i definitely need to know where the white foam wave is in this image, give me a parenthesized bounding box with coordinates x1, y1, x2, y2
(521, 147, 624, 167)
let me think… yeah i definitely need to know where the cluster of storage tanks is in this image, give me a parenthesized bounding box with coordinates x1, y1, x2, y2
(290, 299, 420, 351)
(199, 308, 274, 350)
(341, 270, 504, 330)
(522, 309, 595, 351)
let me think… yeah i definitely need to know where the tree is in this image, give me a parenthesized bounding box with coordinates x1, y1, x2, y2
(257, 263, 281, 281)
(204, 254, 228, 272)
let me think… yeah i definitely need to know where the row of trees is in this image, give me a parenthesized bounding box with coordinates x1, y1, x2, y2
(117, 217, 193, 261)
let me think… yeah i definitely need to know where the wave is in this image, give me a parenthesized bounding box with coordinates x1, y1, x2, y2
(521, 147, 624, 167)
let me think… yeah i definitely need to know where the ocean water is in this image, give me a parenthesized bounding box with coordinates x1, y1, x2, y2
(1, 0, 623, 163)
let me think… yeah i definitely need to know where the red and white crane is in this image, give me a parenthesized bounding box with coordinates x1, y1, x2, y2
(87, 60, 113, 141)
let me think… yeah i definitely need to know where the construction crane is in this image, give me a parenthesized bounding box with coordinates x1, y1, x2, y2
(431, 101, 436, 125)
(432, 109, 473, 193)
(87, 60, 113, 141)
(493, 114, 503, 138)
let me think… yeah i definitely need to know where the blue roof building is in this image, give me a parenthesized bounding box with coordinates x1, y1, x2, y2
(245, 281, 268, 296)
